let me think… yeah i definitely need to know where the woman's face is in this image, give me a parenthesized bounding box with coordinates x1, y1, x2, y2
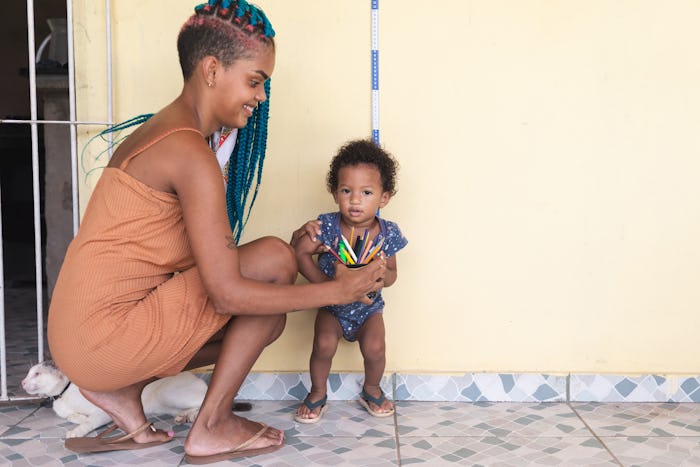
(215, 46, 275, 129)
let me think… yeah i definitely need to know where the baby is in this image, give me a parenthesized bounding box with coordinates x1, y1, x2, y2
(293, 139, 407, 423)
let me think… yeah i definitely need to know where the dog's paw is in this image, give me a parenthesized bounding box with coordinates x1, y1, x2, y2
(66, 425, 92, 438)
(66, 414, 89, 424)
(174, 408, 199, 424)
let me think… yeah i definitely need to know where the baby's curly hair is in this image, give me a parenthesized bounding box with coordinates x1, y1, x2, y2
(326, 139, 398, 196)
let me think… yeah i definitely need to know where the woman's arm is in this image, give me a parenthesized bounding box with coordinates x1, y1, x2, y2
(169, 134, 384, 315)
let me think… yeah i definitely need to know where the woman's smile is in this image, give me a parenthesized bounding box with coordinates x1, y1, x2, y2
(243, 104, 255, 116)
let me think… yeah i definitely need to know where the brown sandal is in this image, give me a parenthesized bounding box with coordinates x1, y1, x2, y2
(185, 422, 283, 464)
(65, 421, 172, 453)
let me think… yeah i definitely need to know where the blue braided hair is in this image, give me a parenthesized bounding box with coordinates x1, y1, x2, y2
(194, 0, 275, 38)
(193, 0, 275, 244)
(83, 2, 274, 245)
(80, 114, 154, 182)
(225, 80, 271, 244)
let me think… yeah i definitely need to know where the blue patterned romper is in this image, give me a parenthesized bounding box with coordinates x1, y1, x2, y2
(316, 212, 408, 341)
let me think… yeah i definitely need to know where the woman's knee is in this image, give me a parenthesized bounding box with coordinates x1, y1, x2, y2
(245, 236, 297, 284)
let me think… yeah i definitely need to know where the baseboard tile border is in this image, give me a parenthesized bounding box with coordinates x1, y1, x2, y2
(201, 372, 700, 403)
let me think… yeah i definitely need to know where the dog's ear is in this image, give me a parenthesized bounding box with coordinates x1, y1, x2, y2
(44, 360, 58, 370)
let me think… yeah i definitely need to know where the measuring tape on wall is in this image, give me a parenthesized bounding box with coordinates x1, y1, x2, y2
(371, 1, 382, 217)
(371, 0, 379, 145)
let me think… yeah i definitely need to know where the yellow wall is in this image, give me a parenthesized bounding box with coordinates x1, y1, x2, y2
(73, 0, 700, 375)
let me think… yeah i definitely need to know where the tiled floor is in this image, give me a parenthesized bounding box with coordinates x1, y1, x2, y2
(2, 285, 48, 400)
(3, 399, 700, 465)
(4, 286, 700, 465)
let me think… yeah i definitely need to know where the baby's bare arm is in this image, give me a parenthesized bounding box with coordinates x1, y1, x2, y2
(383, 252, 398, 287)
(294, 232, 330, 284)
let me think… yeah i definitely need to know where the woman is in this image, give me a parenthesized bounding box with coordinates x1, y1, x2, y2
(47, 1, 385, 463)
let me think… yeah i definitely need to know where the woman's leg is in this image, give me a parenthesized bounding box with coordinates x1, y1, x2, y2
(79, 380, 173, 443)
(357, 313, 393, 414)
(295, 310, 342, 420)
(184, 237, 296, 456)
(80, 236, 294, 449)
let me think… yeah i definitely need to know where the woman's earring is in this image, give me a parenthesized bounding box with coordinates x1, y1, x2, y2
(207, 81, 213, 88)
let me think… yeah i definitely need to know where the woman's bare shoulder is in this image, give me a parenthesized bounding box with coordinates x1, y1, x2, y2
(108, 110, 203, 163)
(110, 114, 215, 193)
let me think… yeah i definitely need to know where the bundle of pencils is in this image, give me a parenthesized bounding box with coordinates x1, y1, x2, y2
(324, 227, 384, 266)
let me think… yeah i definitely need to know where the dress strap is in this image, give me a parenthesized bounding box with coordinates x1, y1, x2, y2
(118, 127, 203, 170)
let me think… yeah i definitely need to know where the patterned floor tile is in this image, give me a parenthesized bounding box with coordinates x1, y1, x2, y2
(602, 436, 700, 466)
(224, 435, 398, 466)
(2, 285, 48, 402)
(572, 402, 700, 437)
(396, 401, 590, 438)
(4, 406, 181, 440)
(0, 405, 36, 435)
(0, 436, 69, 467)
(0, 435, 185, 466)
(398, 436, 617, 465)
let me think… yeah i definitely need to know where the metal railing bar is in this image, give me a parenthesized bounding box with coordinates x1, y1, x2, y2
(0, 173, 6, 401)
(25, 0, 46, 370)
(0, 119, 112, 125)
(66, 0, 79, 234)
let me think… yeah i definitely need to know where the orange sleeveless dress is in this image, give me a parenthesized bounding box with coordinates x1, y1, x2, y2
(48, 128, 230, 392)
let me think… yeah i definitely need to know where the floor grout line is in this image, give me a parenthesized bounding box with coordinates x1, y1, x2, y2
(568, 402, 624, 467)
(392, 374, 402, 466)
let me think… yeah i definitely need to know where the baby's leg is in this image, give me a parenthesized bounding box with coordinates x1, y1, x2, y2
(357, 313, 393, 414)
(296, 310, 341, 420)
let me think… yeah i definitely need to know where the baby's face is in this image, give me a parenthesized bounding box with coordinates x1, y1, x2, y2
(333, 163, 390, 229)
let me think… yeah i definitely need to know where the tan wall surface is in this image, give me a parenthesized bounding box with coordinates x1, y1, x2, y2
(73, 0, 700, 375)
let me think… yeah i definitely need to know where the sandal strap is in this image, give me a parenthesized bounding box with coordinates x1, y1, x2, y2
(95, 425, 119, 440)
(303, 394, 327, 410)
(110, 422, 156, 444)
(361, 388, 387, 407)
(233, 422, 268, 452)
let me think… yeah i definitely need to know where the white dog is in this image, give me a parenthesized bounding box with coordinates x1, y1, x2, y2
(22, 360, 206, 438)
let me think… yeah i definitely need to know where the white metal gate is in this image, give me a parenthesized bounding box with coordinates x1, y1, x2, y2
(0, 0, 114, 402)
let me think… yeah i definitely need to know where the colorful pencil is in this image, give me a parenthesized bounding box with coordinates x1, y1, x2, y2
(359, 237, 374, 263)
(323, 243, 345, 264)
(355, 228, 368, 260)
(340, 235, 358, 262)
(338, 247, 348, 264)
(339, 243, 355, 264)
(364, 237, 385, 263)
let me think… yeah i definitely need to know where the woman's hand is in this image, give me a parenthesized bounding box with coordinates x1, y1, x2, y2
(333, 253, 386, 305)
(290, 219, 325, 254)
